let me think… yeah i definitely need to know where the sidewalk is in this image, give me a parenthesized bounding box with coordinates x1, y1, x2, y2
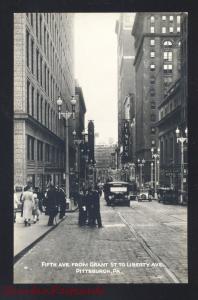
(14, 201, 78, 261)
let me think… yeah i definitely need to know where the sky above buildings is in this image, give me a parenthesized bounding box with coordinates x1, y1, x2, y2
(74, 13, 120, 145)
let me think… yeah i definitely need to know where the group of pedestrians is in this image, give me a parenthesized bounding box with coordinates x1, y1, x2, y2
(14, 184, 66, 227)
(14, 183, 103, 229)
(77, 185, 103, 228)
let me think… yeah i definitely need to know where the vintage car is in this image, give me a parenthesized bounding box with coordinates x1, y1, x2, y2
(137, 189, 153, 202)
(157, 187, 178, 204)
(103, 181, 131, 206)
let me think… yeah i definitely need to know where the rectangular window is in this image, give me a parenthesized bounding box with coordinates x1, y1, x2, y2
(177, 26, 180, 33)
(27, 136, 34, 160)
(151, 101, 156, 109)
(162, 16, 166, 21)
(150, 16, 155, 23)
(169, 16, 174, 21)
(150, 39, 155, 46)
(40, 97, 43, 124)
(47, 70, 49, 96)
(26, 30, 29, 68)
(150, 26, 155, 33)
(45, 101, 47, 125)
(31, 86, 34, 117)
(37, 141, 43, 161)
(40, 57, 43, 86)
(177, 15, 181, 23)
(30, 13, 33, 27)
(44, 26, 46, 54)
(36, 13, 38, 38)
(150, 51, 155, 58)
(27, 80, 30, 114)
(37, 92, 39, 120)
(162, 27, 166, 33)
(44, 64, 47, 92)
(169, 27, 173, 33)
(40, 15, 42, 45)
(31, 39, 34, 74)
(150, 64, 155, 71)
(45, 144, 50, 162)
(36, 49, 39, 81)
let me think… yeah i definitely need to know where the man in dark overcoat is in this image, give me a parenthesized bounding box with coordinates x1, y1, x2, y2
(58, 187, 66, 219)
(92, 187, 103, 228)
(46, 184, 58, 226)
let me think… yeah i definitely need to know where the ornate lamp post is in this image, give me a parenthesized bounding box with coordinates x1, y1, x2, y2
(137, 158, 145, 192)
(57, 95, 76, 199)
(151, 162, 154, 189)
(175, 127, 188, 204)
(151, 147, 160, 199)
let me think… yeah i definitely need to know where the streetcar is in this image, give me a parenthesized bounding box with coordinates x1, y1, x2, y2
(103, 181, 134, 207)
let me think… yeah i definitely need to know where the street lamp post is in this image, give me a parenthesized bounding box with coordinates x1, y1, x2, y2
(176, 127, 188, 204)
(151, 162, 154, 189)
(57, 95, 76, 199)
(151, 147, 160, 199)
(137, 158, 145, 192)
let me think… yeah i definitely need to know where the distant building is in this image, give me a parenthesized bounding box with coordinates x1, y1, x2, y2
(115, 14, 136, 160)
(132, 12, 182, 182)
(14, 13, 75, 189)
(95, 144, 116, 182)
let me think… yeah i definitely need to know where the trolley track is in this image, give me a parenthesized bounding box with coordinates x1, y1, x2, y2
(112, 206, 181, 283)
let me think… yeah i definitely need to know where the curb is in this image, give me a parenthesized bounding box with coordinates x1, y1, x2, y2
(14, 217, 65, 264)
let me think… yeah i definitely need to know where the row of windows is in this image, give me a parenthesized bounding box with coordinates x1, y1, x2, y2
(27, 79, 62, 136)
(27, 135, 64, 164)
(150, 25, 180, 34)
(150, 63, 173, 73)
(26, 29, 61, 101)
(150, 39, 174, 47)
(150, 15, 181, 23)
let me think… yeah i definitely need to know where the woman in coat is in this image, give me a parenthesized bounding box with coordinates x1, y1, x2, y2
(22, 185, 34, 226)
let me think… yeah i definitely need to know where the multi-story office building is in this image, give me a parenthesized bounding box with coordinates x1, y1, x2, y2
(132, 12, 182, 182)
(95, 144, 116, 182)
(14, 13, 75, 190)
(73, 81, 86, 190)
(157, 13, 188, 192)
(115, 13, 135, 156)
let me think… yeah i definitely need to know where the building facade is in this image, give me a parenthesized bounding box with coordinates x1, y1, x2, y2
(157, 13, 188, 194)
(14, 13, 75, 190)
(95, 144, 116, 182)
(132, 12, 182, 182)
(115, 14, 136, 156)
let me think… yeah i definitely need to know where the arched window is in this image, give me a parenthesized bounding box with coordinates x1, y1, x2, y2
(163, 40, 173, 46)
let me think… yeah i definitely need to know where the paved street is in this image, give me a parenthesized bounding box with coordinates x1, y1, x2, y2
(14, 195, 187, 284)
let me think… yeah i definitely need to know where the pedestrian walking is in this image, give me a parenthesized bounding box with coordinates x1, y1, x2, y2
(22, 185, 34, 226)
(86, 186, 95, 226)
(32, 193, 40, 223)
(46, 184, 58, 226)
(92, 186, 103, 228)
(14, 192, 20, 223)
(77, 190, 87, 226)
(34, 187, 44, 213)
(58, 187, 66, 219)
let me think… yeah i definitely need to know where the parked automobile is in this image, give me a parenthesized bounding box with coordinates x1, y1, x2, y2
(137, 189, 153, 202)
(103, 181, 132, 206)
(158, 187, 178, 204)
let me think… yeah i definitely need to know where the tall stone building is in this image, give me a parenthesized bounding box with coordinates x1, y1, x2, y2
(115, 13, 136, 162)
(14, 13, 75, 190)
(157, 13, 188, 193)
(132, 12, 182, 182)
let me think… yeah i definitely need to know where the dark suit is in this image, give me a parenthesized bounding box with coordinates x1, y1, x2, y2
(46, 188, 58, 225)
